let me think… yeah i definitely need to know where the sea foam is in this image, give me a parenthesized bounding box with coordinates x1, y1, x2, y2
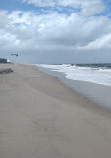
(38, 64, 111, 86)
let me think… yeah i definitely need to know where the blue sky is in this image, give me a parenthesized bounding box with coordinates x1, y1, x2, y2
(0, 0, 83, 15)
(0, 0, 111, 64)
(0, 0, 110, 15)
(0, 0, 40, 12)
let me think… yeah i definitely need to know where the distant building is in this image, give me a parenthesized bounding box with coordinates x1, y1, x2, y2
(7, 59, 12, 63)
(0, 58, 7, 63)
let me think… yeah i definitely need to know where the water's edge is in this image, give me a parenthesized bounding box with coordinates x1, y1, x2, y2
(38, 66, 111, 111)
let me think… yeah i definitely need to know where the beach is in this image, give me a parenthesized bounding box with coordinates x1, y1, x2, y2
(38, 66, 111, 110)
(0, 63, 111, 158)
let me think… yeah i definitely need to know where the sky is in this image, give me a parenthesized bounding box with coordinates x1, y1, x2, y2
(0, 0, 111, 64)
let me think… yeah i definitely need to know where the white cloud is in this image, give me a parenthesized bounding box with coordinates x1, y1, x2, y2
(77, 33, 111, 50)
(23, 0, 56, 7)
(22, 0, 105, 16)
(0, 4, 111, 63)
(0, 10, 110, 48)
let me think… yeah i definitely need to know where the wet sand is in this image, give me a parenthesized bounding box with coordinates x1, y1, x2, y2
(38, 66, 111, 110)
(0, 64, 111, 158)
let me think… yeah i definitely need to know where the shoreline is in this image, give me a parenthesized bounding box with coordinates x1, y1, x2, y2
(38, 66, 111, 111)
(1, 64, 111, 158)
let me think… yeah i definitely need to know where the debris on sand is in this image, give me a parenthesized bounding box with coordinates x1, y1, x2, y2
(0, 68, 14, 74)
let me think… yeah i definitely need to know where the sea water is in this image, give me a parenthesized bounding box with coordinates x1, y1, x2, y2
(38, 64, 111, 87)
(37, 63, 111, 110)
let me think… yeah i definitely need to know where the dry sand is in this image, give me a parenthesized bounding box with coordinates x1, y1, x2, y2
(0, 64, 111, 158)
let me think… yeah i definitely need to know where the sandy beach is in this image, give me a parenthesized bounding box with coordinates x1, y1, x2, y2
(0, 64, 111, 158)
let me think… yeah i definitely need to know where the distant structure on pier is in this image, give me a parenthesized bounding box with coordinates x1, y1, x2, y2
(0, 58, 7, 63)
(10, 54, 18, 57)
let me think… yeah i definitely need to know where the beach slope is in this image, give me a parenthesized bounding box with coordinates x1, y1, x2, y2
(0, 64, 111, 158)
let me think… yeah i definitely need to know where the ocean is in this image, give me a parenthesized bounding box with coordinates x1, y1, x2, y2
(38, 63, 111, 86)
(37, 63, 111, 110)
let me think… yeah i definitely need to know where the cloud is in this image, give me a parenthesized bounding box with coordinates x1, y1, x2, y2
(77, 33, 111, 50)
(0, 0, 111, 63)
(22, 0, 56, 7)
(0, 9, 111, 49)
(22, 0, 105, 16)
